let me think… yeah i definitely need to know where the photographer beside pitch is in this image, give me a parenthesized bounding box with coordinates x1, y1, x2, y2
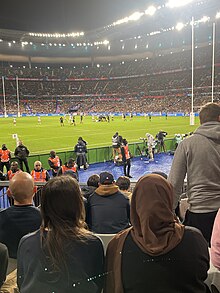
(156, 130, 167, 153)
(168, 103, 220, 245)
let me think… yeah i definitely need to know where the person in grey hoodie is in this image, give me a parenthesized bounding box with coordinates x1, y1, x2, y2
(168, 102, 220, 244)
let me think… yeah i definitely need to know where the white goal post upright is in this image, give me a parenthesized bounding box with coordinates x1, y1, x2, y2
(16, 75, 21, 117)
(2, 76, 7, 118)
(211, 22, 216, 103)
(190, 16, 195, 126)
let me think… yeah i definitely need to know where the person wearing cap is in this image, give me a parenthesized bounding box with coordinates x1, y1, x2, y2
(87, 172, 130, 234)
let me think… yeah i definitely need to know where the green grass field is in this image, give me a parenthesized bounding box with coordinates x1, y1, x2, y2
(0, 115, 199, 155)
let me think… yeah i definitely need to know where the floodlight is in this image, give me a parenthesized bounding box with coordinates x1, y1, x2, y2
(128, 12, 143, 21)
(145, 6, 156, 16)
(216, 12, 220, 19)
(199, 16, 210, 23)
(176, 22, 184, 31)
(103, 40, 109, 45)
(166, 0, 194, 8)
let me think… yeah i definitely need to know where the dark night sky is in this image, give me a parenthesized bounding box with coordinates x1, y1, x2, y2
(0, 0, 157, 33)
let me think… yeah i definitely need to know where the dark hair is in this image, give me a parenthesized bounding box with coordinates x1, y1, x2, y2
(87, 174, 100, 188)
(67, 158, 75, 165)
(122, 138, 128, 145)
(199, 103, 220, 124)
(116, 176, 131, 191)
(151, 171, 168, 179)
(50, 150, 56, 157)
(40, 176, 90, 271)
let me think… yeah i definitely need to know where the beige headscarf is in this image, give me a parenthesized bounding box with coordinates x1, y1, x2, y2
(104, 174, 184, 293)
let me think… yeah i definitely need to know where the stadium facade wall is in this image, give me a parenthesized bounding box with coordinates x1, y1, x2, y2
(0, 113, 199, 118)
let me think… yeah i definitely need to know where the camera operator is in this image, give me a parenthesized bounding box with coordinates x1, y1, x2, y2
(156, 130, 167, 153)
(112, 132, 122, 163)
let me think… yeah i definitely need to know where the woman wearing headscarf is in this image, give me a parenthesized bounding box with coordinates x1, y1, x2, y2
(104, 174, 210, 293)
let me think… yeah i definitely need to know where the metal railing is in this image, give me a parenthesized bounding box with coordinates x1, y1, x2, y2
(0, 181, 138, 209)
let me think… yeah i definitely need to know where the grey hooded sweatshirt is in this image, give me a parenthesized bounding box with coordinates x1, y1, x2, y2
(168, 121, 220, 213)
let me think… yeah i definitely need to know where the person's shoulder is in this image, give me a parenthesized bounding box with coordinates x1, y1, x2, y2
(0, 242, 8, 255)
(0, 208, 7, 220)
(20, 205, 41, 216)
(88, 191, 98, 200)
(184, 226, 206, 241)
(19, 230, 40, 247)
(117, 190, 130, 200)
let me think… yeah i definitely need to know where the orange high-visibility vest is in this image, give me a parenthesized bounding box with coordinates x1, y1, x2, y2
(124, 145, 130, 160)
(7, 170, 21, 180)
(31, 170, 47, 182)
(0, 149, 10, 162)
(48, 156, 60, 168)
(61, 165, 77, 173)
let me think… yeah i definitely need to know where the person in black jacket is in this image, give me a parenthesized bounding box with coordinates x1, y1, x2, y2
(81, 174, 100, 200)
(74, 137, 87, 170)
(14, 141, 30, 173)
(156, 130, 168, 153)
(87, 172, 130, 234)
(0, 172, 41, 258)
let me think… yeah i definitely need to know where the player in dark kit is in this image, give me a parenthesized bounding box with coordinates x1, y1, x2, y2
(60, 116, 64, 126)
(72, 116, 76, 126)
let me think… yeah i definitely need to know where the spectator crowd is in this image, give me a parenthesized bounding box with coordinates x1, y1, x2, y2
(0, 102, 219, 292)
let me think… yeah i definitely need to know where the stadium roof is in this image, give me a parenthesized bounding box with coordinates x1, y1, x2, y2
(0, 0, 162, 33)
(0, 0, 219, 64)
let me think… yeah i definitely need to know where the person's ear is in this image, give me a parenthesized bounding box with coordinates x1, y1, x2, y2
(7, 188, 12, 197)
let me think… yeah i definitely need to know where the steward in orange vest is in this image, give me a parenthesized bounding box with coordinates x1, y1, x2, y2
(31, 161, 50, 206)
(48, 151, 62, 177)
(0, 144, 11, 173)
(121, 138, 132, 178)
(7, 161, 21, 180)
(31, 161, 50, 182)
(57, 158, 78, 180)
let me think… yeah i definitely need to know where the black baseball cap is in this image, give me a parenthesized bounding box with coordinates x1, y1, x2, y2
(100, 172, 114, 184)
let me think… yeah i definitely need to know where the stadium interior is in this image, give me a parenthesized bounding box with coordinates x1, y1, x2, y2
(0, 0, 220, 291)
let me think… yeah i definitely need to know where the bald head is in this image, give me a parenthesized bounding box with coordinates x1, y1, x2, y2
(9, 172, 34, 204)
